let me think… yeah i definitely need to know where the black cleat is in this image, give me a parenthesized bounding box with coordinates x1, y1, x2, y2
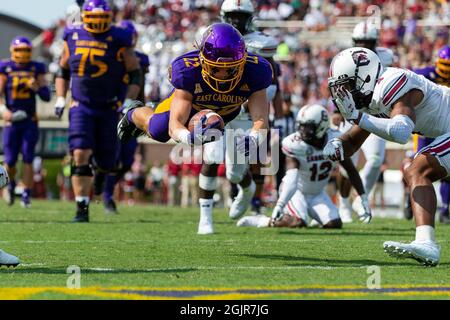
(73, 212, 89, 223)
(104, 199, 118, 214)
(73, 201, 90, 223)
(117, 100, 145, 142)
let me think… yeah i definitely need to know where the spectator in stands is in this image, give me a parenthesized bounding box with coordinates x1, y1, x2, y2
(181, 149, 201, 208)
(148, 160, 164, 204)
(56, 154, 74, 201)
(131, 154, 146, 203)
(167, 149, 182, 206)
(32, 156, 47, 199)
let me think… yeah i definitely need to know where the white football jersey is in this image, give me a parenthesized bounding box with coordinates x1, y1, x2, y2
(364, 67, 450, 138)
(375, 47, 395, 67)
(282, 129, 341, 195)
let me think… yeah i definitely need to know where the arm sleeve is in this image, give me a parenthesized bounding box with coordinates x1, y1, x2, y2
(276, 168, 299, 208)
(358, 113, 414, 144)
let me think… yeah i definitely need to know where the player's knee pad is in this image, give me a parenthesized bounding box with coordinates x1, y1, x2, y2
(199, 174, 217, 191)
(71, 164, 94, 177)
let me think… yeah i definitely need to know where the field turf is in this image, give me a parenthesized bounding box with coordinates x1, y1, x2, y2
(0, 200, 449, 300)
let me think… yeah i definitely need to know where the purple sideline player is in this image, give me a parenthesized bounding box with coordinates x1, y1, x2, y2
(413, 45, 450, 224)
(117, 23, 273, 234)
(54, 0, 141, 222)
(0, 36, 51, 208)
(102, 20, 150, 213)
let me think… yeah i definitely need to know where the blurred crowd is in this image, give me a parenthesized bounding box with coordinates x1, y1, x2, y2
(38, 0, 450, 114)
(25, 0, 450, 208)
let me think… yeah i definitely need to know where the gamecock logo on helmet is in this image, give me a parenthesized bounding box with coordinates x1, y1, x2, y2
(352, 51, 371, 66)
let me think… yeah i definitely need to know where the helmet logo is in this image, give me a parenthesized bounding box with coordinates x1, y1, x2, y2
(352, 51, 370, 67)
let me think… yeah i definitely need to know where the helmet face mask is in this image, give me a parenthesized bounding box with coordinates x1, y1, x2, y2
(296, 104, 330, 145)
(82, 0, 113, 34)
(328, 76, 372, 110)
(199, 23, 247, 94)
(328, 48, 382, 110)
(10, 37, 32, 64)
(222, 12, 253, 35)
(353, 39, 376, 52)
(297, 122, 317, 144)
(220, 0, 255, 35)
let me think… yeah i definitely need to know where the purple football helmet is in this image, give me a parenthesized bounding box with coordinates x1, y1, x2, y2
(119, 20, 138, 46)
(10, 36, 32, 64)
(82, 0, 113, 34)
(199, 23, 247, 93)
(436, 45, 450, 80)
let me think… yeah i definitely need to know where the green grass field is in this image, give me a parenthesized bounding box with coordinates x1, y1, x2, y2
(0, 200, 450, 300)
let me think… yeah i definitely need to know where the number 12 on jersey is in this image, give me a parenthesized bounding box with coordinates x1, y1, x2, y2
(309, 161, 332, 181)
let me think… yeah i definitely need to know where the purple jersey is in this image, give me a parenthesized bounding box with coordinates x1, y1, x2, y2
(148, 50, 273, 142)
(63, 24, 133, 107)
(0, 59, 46, 118)
(414, 66, 449, 87)
(167, 50, 273, 121)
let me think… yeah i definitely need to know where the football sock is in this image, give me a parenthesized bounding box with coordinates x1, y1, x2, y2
(127, 109, 136, 124)
(103, 175, 117, 202)
(8, 180, 16, 195)
(75, 196, 90, 206)
(416, 225, 435, 242)
(199, 198, 213, 220)
(339, 194, 352, 211)
(22, 188, 31, 199)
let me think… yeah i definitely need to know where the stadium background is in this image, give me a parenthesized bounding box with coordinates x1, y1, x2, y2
(0, 0, 448, 208)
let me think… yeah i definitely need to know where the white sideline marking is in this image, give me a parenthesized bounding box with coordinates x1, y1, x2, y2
(81, 265, 410, 272)
(0, 239, 448, 244)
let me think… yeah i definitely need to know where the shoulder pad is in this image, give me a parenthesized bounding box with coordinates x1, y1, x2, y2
(244, 31, 279, 58)
(169, 51, 200, 91)
(281, 133, 308, 158)
(245, 54, 273, 91)
(374, 68, 410, 109)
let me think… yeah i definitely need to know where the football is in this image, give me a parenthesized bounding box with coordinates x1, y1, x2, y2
(188, 109, 225, 132)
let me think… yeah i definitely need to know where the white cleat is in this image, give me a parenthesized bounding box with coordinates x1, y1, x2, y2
(236, 215, 270, 228)
(229, 181, 256, 220)
(383, 240, 441, 267)
(339, 199, 353, 223)
(0, 249, 20, 268)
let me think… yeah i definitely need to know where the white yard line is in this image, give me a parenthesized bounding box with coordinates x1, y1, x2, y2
(2, 239, 446, 244)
